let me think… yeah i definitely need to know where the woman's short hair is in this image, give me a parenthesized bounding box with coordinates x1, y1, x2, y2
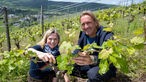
(37, 29, 60, 48)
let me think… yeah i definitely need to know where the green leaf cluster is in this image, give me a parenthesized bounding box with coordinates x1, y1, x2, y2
(0, 50, 29, 81)
(98, 35, 144, 75)
(56, 41, 79, 74)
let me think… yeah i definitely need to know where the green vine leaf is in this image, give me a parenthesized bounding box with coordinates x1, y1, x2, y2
(103, 27, 112, 32)
(130, 36, 144, 45)
(127, 47, 135, 55)
(57, 41, 76, 74)
(99, 60, 109, 75)
(116, 57, 129, 73)
(99, 48, 113, 60)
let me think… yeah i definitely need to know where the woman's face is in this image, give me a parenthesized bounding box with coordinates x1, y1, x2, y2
(80, 15, 97, 38)
(46, 33, 59, 49)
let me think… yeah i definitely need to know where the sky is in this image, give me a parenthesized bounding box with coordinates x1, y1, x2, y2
(49, 0, 144, 5)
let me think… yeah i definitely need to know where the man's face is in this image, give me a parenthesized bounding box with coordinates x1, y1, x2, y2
(80, 15, 97, 37)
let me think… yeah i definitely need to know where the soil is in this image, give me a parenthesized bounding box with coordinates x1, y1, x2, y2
(75, 72, 146, 82)
(132, 72, 146, 82)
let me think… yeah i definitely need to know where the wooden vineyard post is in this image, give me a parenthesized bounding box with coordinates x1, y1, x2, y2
(3, 7, 11, 51)
(40, 5, 44, 36)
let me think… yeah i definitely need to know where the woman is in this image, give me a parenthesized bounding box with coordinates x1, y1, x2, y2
(27, 29, 60, 82)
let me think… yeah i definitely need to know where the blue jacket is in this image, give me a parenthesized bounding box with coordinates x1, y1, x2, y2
(78, 26, 113, 47)
(71, 26, 116, 79)
(73, 26, 113, 63)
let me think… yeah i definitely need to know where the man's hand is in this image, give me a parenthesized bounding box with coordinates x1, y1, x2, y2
(73, 51, 94, 65)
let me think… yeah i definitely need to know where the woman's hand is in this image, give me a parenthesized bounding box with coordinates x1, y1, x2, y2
(27, 48, 56, 64)
(73, 51, 94, 65)
(38, 52, 56, 64)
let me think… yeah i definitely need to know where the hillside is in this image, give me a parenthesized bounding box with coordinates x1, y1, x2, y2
(0, 0, 116, 16)
(0, 0, 117, 29)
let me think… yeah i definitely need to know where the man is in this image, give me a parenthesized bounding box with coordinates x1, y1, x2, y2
(72, 11, 116, 82)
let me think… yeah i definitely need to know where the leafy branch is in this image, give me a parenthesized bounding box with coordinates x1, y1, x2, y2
(56, 34, 144, 75)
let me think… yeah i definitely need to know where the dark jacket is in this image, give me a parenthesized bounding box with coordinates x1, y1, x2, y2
(73, 26, 113, 63)
(29, 45, 60, 80)
(72, 26, 116, 79)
